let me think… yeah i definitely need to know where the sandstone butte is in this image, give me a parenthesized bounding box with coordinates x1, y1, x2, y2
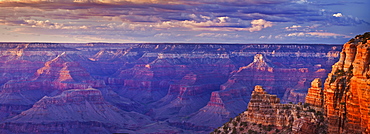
(212, 85, 326, 134)
(213, 32, 370, 134)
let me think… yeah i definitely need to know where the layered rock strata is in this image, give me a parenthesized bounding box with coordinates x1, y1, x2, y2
(305, 78, 323, 108)
(0, 43, 343, 133)
(323, 33, 370, 134)
(213, 32, 370, 134)
(212, 85, 325, 134)
(0, 88, 152, 133)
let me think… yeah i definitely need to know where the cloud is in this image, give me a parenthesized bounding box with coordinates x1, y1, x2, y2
(306, 32, 350, 38)
(99, 16, 272, 32)
(287, 32, 305, 37)
(286, 32, 351, 38)
(0, 0, 368, 43)
(249, 19, 273, 32)
(333, 13, 343, 17)
(196, 33, 240, 38)
(295, 0, 310, 4)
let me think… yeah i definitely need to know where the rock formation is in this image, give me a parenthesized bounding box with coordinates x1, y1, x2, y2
(0, 52, 105, 121)
(0, 42, 342, 133)
(212, 32, 370, 134)
(323, 33, 370, 134)
(212, 85, 325, 134)
(2, 52, 105, 93)
(187, 53, 329, 129)
(305, 78, 324, 108)
(0, 88, 152, 133)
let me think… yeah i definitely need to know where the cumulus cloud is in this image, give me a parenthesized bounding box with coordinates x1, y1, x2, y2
(333, 13, 343, 17)
(249, 19, 273, 32)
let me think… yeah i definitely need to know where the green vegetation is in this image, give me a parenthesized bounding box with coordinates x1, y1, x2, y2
(241, 122, 248, 127)
(303, 103, 309, 108)
(248, 129, 258, 134)
(336, 69, 345, 76)
(236, 117, 241, 122)
(232, 128, 237, 134)
(232, 121, 238, 126)
(228, 118, 233, 122)
(267, 125, 273, 131)
(223, 125, 228, 132)
(315, 111, 323, 116)
(349, 32, 370, 44)
(307, 108, 316, 112)
(262, 125, 273, 131)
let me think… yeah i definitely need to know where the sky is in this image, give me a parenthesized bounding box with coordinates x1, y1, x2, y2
(0, 0, 369, 44)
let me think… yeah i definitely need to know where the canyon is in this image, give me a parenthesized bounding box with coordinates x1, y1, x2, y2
(0, 42, 342, 133)
(213, 32, 370, 134)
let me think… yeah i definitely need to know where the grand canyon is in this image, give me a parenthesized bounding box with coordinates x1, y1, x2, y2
(214, 32, 370, 134)
(0, 33, 368, 133)
(0, 0, 368, 133)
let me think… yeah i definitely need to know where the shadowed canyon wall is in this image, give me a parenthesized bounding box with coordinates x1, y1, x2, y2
(0, 42, 342, 133)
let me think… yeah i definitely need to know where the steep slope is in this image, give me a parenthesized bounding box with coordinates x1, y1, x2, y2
(151, 72, 221, 121)
(323, 33, 370, 133)
(3, 52, 105, 93)
(212, 85, 325, 134)
(0, 88, 34, 121)
(0, 88, 152, 133)
(0, 52, 106, 121)
(183, 53, 324, 129)
(115, 55, 235, 104)
(213, 32, 370, 134)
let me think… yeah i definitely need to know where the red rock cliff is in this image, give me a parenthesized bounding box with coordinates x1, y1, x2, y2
(323, 33, 370, 134)
(305, 78, 323, 108)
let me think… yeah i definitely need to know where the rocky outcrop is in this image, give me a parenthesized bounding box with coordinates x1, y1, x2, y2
(176, 53, 334, 130)
(305, 78, 324, 108)
(323, 33, 370, 134)
(222, 54, 326, 100)
(244, 85, 303, 127)
(0, 88, 152, 133)
(212, 85, 325, 134)
(213, 32, 370, 134)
